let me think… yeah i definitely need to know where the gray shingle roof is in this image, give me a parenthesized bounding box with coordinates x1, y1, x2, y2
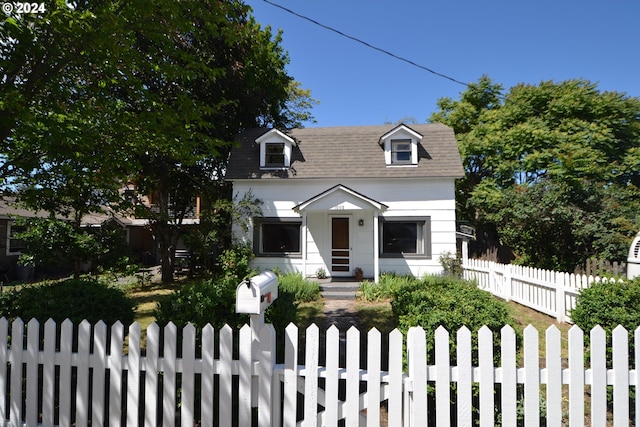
(226, 123, 464, 180)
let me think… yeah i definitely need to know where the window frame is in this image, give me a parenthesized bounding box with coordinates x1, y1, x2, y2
(264, 142, 286, 167)
(379, 216, 431, 259)
(6, 222, 26, 256)
(391, 139, 412, 164)
(253, 217, 302, 257)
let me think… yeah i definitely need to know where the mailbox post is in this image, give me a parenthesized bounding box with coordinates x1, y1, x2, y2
(236, 270, 278, 358)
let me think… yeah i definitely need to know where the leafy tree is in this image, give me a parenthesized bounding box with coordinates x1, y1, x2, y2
(14, 216, 130, 277)
(430, 77, 640, 269)
(1, 1, 316, 283)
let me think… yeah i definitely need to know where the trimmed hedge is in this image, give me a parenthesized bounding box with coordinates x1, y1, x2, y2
(391, 275, 516, 365)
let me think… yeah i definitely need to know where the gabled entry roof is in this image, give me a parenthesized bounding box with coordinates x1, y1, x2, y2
(293, 184, 388, 213)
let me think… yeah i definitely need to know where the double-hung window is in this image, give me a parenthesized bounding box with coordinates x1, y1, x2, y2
(380, 217, 431, 258)
(6, 223, 26, 256)
(254, 218, 302, 256)
(391, 139, 412, 164)
(265, 143, 286, 167)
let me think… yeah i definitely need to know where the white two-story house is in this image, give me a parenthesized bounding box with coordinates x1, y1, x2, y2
(226, 123, 464, 282)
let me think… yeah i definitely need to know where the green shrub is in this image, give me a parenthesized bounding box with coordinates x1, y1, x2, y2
(359, 272, 415, 301)
(391, 275, 516, 365)
(154, 275, 302, 332)
(570, 277, 640, 408)
(277, 272, 321, 302)
(154, 277, 245, 330)
(570, 278, 640, 333)
(0, 278, 135, 326)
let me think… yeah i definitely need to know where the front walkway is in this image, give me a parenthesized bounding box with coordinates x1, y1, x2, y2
(317, 277, 362, 332)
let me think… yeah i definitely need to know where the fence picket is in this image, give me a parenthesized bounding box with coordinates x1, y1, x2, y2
(612, 325, 629, 426)
(501, 325, 517, 426)
(127, 322, 141, 427)
(163, 322, 177, 427)
(144, 322, 160, 427)
(109, 321, 124, 427)
(366, 327, 381, 427)
(407, 327, 427, 425)
(545, 325, 562, 427)
(92, 321, 107, 427)
(219, 324, 232, 427)
(324, 325, 339, 426)
(42, 319, 56, 427)
(478, 326, 494, 427)
(523, 325, 540, 427)
(25, 318, 39, 427)
(590, 326, 607, 425)
(435, 326, 450, 427)
(303, 324, 320, 427)
(181, 324, 196, 427)
(60, 319, 74, 427)
(284, 323, 298, 427)
(76, 320, 91, 427)
(456, 327, 472, 426)
(238, 324, 252, 427)
(9, 318, 23, 427)
(568, 326, 585, 426)
(201, 324, 215, 427)
(258, 324, 275, 427)
(346, 326, 360, 426)
(387, 329, 403, 427)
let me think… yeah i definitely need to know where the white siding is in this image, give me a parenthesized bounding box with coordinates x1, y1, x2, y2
(232, 178, 458, 278)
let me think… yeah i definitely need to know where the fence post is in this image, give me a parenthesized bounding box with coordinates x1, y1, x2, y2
(503, 264, 512, 302)
(555, 272, 566, 323)
(259, 324, 276, 427)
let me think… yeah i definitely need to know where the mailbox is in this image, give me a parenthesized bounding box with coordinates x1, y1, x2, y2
(236, 270, 278, 314)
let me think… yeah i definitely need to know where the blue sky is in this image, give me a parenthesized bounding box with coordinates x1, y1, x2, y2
(246, 0, 640, 127)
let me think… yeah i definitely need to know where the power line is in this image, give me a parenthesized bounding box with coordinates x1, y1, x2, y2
(260, 0, 471, 88)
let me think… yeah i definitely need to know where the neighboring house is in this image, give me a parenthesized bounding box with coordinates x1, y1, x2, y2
(0, 194, 200, 281)
(226, 123, 464, 282)
(0, 198, 41, 281)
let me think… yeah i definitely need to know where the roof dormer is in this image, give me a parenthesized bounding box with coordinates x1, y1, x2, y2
(379, 124, 423, 166)
(256, 129, 295, 169)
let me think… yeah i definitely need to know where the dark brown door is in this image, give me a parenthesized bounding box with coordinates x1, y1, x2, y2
(331, 217, 350, 274)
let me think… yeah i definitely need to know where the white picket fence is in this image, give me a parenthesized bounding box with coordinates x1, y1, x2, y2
(0, 317, 638, 426)
(462, 258, 619, 323)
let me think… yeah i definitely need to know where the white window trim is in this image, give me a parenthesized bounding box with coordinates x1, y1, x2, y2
(256, 129, 295, 169)
(380, 125, 422, 166)
(6, 222, 24, 256)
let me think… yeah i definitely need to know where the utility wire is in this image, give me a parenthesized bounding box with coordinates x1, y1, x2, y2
(261, 0, 471, 88)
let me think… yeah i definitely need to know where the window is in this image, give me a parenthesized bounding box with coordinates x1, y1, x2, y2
(265, 143, 285, 167)
(380, 217, 431, 258)
(7, 223, 26, 255)
(391, 139, 412, 163)
(254, 218, 301, 256)
(380, 125, 422, 166)
(256, 129, 295, 169)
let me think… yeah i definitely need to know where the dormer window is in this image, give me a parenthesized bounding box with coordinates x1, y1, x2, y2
(391, 139, 412, 163)
(265, 142, 285, 167)
(256, 129, 295, 169)
(379, 124, 423, 166)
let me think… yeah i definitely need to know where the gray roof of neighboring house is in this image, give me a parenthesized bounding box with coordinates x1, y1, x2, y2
(226, 123, 464, 180)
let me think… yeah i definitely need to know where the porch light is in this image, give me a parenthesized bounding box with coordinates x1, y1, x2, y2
(358, 219, 364, 226)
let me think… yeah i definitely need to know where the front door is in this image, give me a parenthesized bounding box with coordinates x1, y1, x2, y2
(331, 217, 350, 276)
